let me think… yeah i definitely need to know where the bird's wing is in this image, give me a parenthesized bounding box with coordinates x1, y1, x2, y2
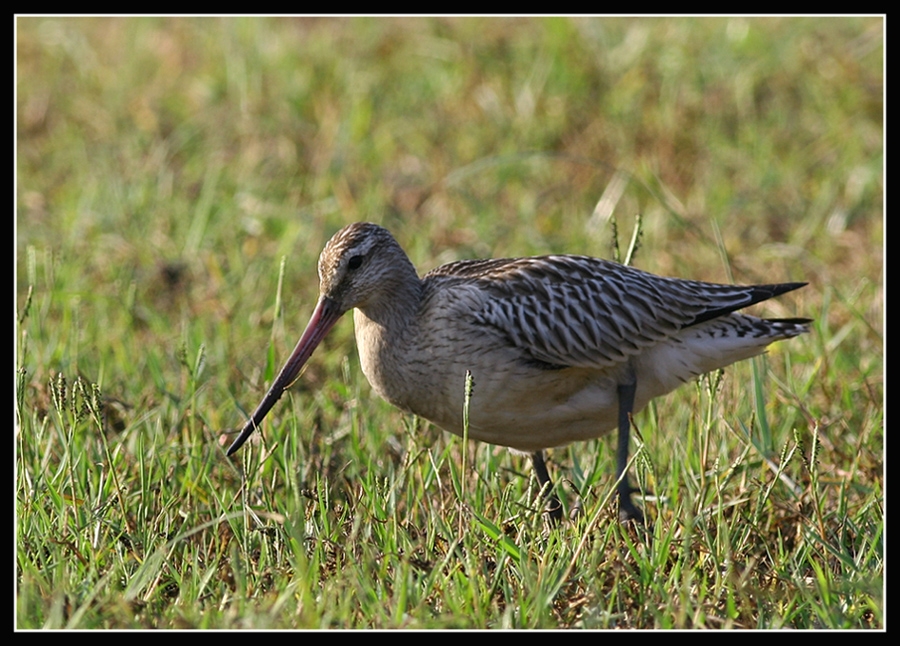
(426, 256, 804, 370)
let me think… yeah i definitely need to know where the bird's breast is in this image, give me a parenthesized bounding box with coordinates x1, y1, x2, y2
(352, 302, 634, 451)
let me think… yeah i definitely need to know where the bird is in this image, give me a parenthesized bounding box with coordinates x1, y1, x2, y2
(226, 222, 810, 523)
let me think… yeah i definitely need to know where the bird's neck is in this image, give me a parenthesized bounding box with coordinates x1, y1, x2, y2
(354, 260, 423, 339)
(352, 265, 424, 409)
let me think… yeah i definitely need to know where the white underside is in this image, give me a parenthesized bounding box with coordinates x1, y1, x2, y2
(356, 309, 786, 452)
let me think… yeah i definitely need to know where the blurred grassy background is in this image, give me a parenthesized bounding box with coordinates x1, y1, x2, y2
(16, 17, 882, 629)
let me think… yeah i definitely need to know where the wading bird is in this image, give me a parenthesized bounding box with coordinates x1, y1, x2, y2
(227, 222, 809, 522)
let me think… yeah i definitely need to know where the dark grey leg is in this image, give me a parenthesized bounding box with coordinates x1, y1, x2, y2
(531, 450, 563, 522)
(616, 380, 644, 523)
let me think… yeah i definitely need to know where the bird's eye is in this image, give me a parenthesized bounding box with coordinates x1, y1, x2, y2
(347, 255, 364, 270)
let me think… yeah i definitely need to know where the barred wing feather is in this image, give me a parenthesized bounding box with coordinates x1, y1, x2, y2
(427, 256, 803, 370)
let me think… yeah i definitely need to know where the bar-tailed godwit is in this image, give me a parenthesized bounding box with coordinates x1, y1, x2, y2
(226, 222, 810, 522)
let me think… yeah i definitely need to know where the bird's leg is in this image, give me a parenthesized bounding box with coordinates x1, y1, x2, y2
(531, 450, 563, 523)
(616, 379, 645, 523)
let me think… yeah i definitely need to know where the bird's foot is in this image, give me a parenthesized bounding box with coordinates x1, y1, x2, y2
(618, 489, 646, 524)
(618, 501, 644, 524)
(544, 494, 563, 524)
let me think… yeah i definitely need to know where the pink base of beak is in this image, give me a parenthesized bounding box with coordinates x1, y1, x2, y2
(226, 297, 344, 456)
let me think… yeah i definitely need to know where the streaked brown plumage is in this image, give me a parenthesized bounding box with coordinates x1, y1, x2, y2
(227, 222, 810, 522)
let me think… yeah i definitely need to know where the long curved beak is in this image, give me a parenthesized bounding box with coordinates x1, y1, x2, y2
(226, 296, 344, 456)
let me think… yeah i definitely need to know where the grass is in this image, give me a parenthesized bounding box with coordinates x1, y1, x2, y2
(16, 16, 882, 629)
